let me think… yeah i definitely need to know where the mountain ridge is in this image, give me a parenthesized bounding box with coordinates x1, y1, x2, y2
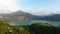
(0, 10, 60, 21)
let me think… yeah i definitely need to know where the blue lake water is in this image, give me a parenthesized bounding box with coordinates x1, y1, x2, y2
(9, 20, 60, 27)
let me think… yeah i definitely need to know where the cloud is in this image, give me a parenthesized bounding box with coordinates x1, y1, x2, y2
(0, 0, 29, 13)
(0, 0, 60, 15)
(0, 0, 21, 13)
(25, 9, 60, 16)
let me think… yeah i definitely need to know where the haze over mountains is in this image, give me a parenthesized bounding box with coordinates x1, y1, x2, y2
(0, 10, 60, 21)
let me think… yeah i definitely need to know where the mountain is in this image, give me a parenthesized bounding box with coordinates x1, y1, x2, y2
(43, 14, 60, 21)
(0, 10, 34, 21)
(9, 10, 33, 18)
(34, 14, 60, 21)
(0, 10, 60, 21)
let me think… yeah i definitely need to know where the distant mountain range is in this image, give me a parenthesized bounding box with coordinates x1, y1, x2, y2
(32, 14, 60, 21)
(0, 10, 60, 21)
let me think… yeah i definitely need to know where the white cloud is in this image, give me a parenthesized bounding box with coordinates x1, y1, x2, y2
(28, 10, 54, 16)
(0, 0, 60, 15)
(0, 0, 21, 13)
(0, 0, 29, 13)
(25, 9, 60, 16)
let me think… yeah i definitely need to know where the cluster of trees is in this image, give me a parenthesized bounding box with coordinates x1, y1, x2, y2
(28, 23, 60, 34)
(17, 23, 60, 34)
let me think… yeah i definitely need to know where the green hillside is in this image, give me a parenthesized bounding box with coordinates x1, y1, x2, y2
(0, 20, 60, 34)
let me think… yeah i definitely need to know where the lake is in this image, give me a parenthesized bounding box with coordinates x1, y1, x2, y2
(9, 20, 60, 27)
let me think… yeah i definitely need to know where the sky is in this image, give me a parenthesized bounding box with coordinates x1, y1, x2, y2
(0, 0, 60, 15)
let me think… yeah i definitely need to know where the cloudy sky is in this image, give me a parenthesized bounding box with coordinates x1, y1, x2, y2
(0, 0, 60, 15)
